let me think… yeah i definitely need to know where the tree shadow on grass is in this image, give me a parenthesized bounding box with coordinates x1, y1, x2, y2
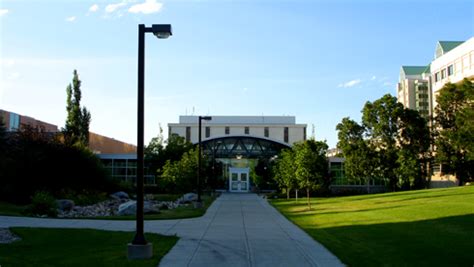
(304, 214, 474, 267)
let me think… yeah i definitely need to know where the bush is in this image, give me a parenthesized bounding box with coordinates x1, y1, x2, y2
(0, 128, 121, 204)
(26, 191, 58, 217)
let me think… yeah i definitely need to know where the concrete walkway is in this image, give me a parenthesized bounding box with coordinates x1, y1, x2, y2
(0, 193, 343, 267)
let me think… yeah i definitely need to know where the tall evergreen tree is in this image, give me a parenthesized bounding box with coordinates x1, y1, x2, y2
(63, 70, 91, 146)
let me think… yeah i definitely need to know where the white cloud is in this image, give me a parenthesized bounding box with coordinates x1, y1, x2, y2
(105, 2, 127, 13)
(383, 82, 392, 87)
(128, 0, 163, 14)
(0, 9, 9, 16)
(89, 4, 99, 12)
(66, 16, 76, 22)
(371, 75, 376, 80)
(338, 79, 361, 88)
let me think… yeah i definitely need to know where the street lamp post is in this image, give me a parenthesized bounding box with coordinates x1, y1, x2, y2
(197, 116, 212, 207)
(128, 23, 172, 260)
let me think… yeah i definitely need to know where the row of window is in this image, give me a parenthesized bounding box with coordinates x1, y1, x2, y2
(434, 65, 451, 82)
(185, 126, 292, 143)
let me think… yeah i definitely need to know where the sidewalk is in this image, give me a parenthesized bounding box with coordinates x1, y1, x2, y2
(0, 193, 344, 267)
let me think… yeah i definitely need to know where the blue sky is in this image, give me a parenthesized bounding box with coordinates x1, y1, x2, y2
(1, 0, 473, 148)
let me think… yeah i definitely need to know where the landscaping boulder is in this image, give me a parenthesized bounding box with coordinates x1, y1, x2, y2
(118, 201, 159, 216)
(110, 191, 129, 200)
(56, 199, 75, 211)
(179, 193, 198, 204)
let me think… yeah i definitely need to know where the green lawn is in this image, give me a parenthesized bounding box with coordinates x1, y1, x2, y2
(0, 227, 178, 267)
(0, 201, 27, 216)
(271, 186, 474, 267)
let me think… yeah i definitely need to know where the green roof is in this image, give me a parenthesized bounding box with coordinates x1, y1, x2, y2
(438, 41, 464, 53)
(401, 66, 427, 76)
(436, 41, 464, 59)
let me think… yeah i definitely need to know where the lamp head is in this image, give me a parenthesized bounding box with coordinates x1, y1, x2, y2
(152, 24, 172, 39)
(200, 116, 212, 121)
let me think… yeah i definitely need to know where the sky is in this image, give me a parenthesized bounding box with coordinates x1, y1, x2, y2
(1, 0, 473, 148)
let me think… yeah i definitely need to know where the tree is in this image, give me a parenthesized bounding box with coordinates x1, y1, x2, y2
(397, 109, 431, 189)
(145, 132, 193, 180)
(336, 117, 378, 192)
(273, 149, 297, 199)
(336, 94, 431, 192)
(294, 140, 328, 209)
(362, 94, 404, 190)
(161, 148, 201, 193)
(63, 70, 91, 147)
(434, 79, 474, 184)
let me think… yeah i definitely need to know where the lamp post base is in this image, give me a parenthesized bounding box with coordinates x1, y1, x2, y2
(127, 243, 153, 260)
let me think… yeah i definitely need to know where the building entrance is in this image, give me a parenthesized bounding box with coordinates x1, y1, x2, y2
(229, 167, 250, 192)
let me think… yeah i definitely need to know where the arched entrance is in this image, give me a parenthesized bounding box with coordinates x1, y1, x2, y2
(196, 136, 291, 192)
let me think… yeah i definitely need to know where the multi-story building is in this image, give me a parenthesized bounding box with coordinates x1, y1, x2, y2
(168, 115, 307, 145)
(168, 115, 307, 192)
(397, 38, 474, 119)
(397, 66, 431, 120)
(397, 37, 474, 187)
(430, 39, 474, 109)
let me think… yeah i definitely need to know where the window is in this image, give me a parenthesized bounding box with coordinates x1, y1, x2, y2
(245, 127, 249, 134)
(225, 126, 230, 135)
(284, 127, 289, 143)
(186, 126, 191, 142)
(205, 126, 210, 138)
(447, 65, 454, 76)
(434, 72, 440, 82)
(441, 68, 446, 79)
(303, 127, 306, 140)
(264, 127, 269, 137)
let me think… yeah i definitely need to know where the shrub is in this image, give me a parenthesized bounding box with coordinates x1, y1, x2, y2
(26, 191, 58, 217)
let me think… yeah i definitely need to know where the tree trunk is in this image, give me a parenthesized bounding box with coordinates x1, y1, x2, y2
(295, 189, 298, 203)
(306, 188, 311, 210)
(287, 188, 290, 199)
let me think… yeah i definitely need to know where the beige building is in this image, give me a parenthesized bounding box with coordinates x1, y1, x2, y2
(397, 66, 431, 120)
(397, 37, 474, 119)
(430, 38, 474, 108)
(168, 115, 307, 145)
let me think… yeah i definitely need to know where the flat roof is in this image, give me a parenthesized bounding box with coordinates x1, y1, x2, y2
(178, 115, 297, 125)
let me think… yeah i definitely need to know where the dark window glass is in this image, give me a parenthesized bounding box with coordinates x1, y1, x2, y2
(206, 126, 210, 138)
(447, 65, 454, 76)
(284, 127, 289, 143)
(225, 127, 230, 135)
(303, 127, 306, 140)
(245, 127, 249, 134)
(264, 127, 269, 137)
(186, 126, 191, 142)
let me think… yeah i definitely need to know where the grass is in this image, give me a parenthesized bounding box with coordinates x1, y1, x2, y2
(0, 227, 178, 267)
(0, 201, 27, 216)
(271, 186, 474, 267)
(0, 194, 216, 220)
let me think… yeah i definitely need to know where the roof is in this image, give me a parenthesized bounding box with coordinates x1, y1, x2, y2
(438, 41, 464, 53)
(401, 66, 427, 76)
(435, 41, 464, 59)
